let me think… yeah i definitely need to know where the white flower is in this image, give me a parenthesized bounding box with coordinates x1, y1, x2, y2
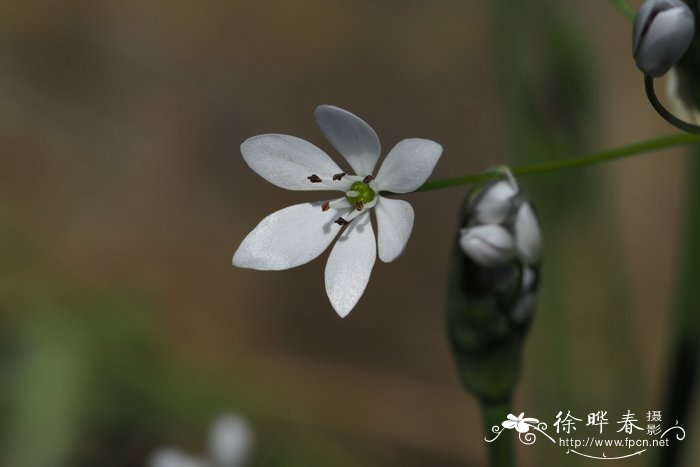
(502, 412, 540, 433)
(208, 414, 254, 467)
(233, 105, 442, 317)
(149, 414, 254, 467)
(149, 448, 207, 467)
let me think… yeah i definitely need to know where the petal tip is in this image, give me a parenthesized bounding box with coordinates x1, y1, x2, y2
(334, 305, 352, 319)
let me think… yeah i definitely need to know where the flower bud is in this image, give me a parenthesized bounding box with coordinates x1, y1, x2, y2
(472, 180, 518, 224)
(513, 202, 542, 265)
(459, 224, 516, 267)
(633, 0, 695, 77)
(511, 266, 538, 324)
(448, 172, 542, 404)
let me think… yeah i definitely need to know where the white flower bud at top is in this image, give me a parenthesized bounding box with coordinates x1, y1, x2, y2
(208, 414, 254, 467)
(633, 0, 695, 77)
(513, 202, 542, 265)
(459, 224, 516, 267)
(473, 180, 519, 224)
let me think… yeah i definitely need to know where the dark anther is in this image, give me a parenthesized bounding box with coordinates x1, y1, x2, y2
(334, 217, 349, 226)
(307, 174, 322, 183)
(363, 175, 374, 183)
(355, 201, 364, 211)
(332, 172, 346, 181)
(321, 202, 330, 212)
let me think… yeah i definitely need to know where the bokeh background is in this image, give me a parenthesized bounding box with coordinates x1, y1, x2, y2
(0, 0, 697, 466)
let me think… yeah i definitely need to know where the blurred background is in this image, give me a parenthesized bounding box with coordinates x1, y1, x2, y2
(0, 0, 696, 466)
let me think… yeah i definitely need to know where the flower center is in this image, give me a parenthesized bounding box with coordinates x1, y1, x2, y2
(346, 181, 375, 207)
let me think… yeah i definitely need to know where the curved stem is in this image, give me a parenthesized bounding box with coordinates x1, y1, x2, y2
(413, 133, 700, 193)
(607, 0, 635, 22)
(645, 75, 700, 134)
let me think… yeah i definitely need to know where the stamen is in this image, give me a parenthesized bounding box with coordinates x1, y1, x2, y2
(355, 201, 364, 211)
(333, 172, 346, 181)
(324, 198, 351, 211)
(307, 174, 322, 183)
(346, 190, 359, 197)
(345, 209, 364, 222)
(363, 175, 374, 183)
(334, 217, 349, 226)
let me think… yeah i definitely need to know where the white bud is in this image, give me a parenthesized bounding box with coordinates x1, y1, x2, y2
(208, 414, 254, 467)
(473, 180, 519, 224)
(459, 224, 516, 267)
(514, 203, 542, 265)
(148, 448, 208, 467)
(511, 292, 536, 324)
(521, 266, 537, 291)
(633, 0, 695, 77)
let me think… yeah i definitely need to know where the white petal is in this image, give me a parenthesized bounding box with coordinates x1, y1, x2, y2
(502, 421, 517, 429)
(241, 134, 345, 191)
(514, 202, 542, 265)
(315, 105, 381, 176)
(459, 224, 515, 267)
(148, 448, 207, 467)
(324, 213, 376, 317)
(233, 202, 340, 270)
(375, 197, 414, 263)
(473, 180, 518, 224)
(375, 138, 442, 193)
(208, 414, 254, 467)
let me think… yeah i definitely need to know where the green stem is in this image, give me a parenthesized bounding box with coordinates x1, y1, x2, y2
(608, 0, 635, 22)
(482, 400, 514, 467)
(414, 133, 700, 193)
(656, 147, 700, 467)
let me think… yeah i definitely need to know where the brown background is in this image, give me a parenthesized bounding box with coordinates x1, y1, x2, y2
(0, 1, 696, 466)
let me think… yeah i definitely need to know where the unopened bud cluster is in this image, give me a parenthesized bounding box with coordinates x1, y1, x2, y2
(460, 178, 542, 268)
(458, 175, 542, 323)
(447, 174, 542, 401)
(633, 0, 695, 77)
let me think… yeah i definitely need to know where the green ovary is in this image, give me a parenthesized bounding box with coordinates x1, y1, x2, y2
(346, 181, 375, 206)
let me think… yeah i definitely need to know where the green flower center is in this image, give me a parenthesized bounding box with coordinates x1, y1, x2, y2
(346, 181, 375, 206)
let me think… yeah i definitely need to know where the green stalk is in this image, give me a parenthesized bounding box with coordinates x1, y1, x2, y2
(482, 400, 514, 467)
(608, 0, 635, 22)
(657, 148, 700, 467)
(415, 133, 700, 193)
